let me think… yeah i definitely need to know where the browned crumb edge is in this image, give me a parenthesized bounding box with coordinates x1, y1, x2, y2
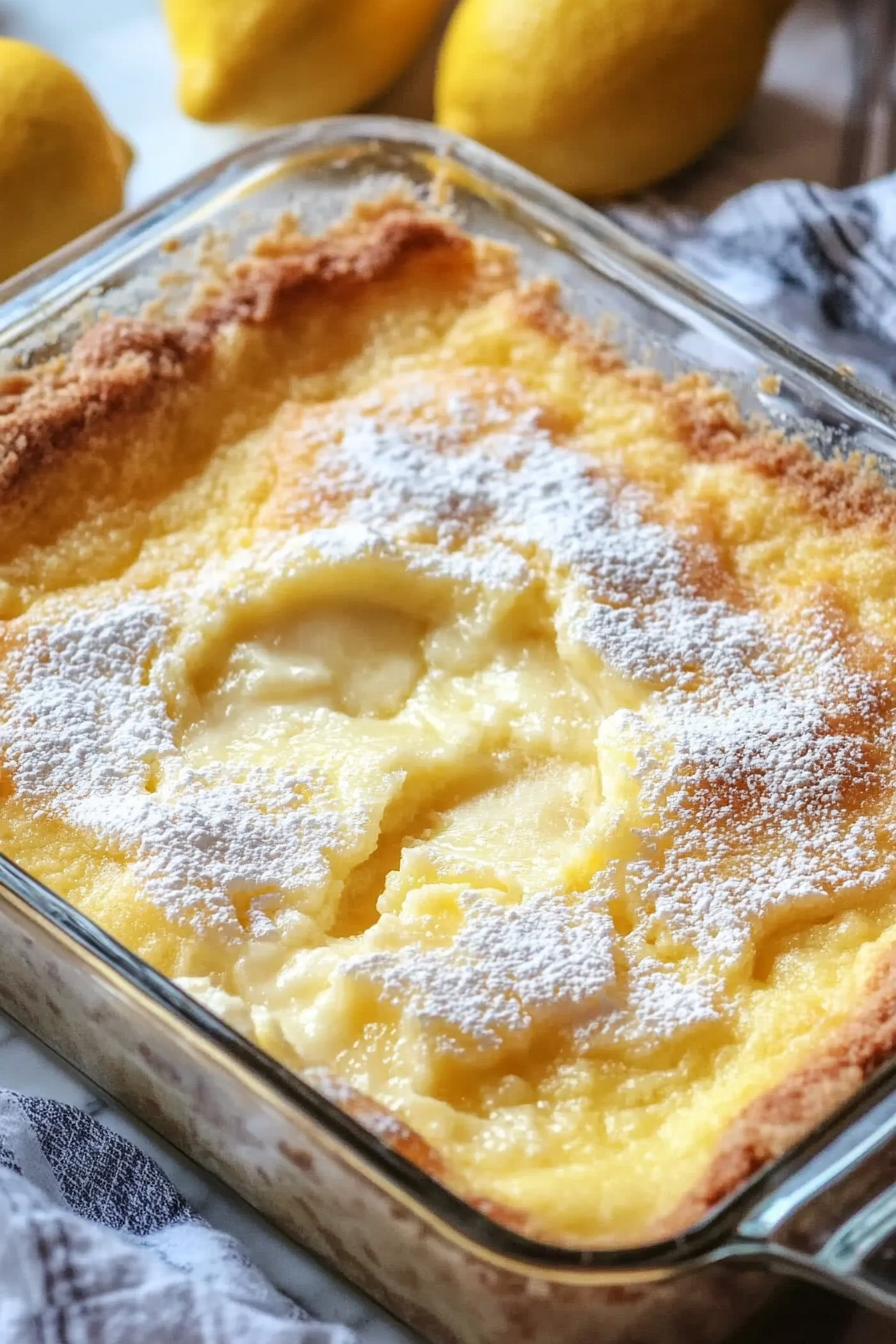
(3, 196, 894, 535)
(3, 201, 896, 1247)
(518, 287, 896, 539)
(0, 201, 470, 495)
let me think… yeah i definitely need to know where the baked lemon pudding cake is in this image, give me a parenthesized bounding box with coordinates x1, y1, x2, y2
(2, 201, 896, 1247)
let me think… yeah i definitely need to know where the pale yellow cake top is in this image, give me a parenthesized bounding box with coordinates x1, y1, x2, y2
(1, 203, 896, 1245)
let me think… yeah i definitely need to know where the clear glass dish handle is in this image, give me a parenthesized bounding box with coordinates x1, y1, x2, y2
(730, 1077, 896, 1318)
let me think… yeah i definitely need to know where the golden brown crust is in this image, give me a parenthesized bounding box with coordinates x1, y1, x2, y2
(515, 283, 896, 539)
(194, 207, 468, 329)
(4, 200, 896, 1248)
(0, 206, 470, 496)
(512, 282, 627, 377)
(0, 324, 206, 495)
(666, 373, 896, 536)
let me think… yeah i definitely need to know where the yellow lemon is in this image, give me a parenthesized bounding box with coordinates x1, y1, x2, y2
(0, 39, 132, 283)
(435, 0, 792, 198)
(163, 0, 446, 126)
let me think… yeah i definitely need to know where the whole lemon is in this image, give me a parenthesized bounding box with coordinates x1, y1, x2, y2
(0, 39, 132, 283)
(163, 0, 445, 126)
(436, 0, 792, 198)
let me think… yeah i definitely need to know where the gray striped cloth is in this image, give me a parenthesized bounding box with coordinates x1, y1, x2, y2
(610, 172, 896, 391)
(0, 1091, 353, 1343)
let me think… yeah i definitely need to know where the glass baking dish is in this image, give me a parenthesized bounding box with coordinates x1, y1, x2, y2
(3, 116, 896, 1343)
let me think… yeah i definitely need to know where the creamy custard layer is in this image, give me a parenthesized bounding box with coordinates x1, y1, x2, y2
(2, 206, 896, 1244)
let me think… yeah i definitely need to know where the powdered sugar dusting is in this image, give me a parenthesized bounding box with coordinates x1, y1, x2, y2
(349, 889, 618, 1059)
(294, 371, 895, 1052)
(304, 381, 776, 693)
(0, 603, 174, 799)
(0, 603, 354, 936)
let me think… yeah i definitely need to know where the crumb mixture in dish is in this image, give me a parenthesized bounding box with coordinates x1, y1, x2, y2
(2, 202, 896, 1245)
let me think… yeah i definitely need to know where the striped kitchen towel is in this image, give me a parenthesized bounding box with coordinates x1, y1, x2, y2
(0, 1090, 353, 1344)
(602, 0, 896, 388)
(610, 171, 896, 391)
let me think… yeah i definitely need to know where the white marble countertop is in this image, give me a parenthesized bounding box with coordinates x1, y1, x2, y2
(0, 3, 892, 1341)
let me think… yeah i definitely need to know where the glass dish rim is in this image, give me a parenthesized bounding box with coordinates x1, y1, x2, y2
(2, 114, 896, 1279)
